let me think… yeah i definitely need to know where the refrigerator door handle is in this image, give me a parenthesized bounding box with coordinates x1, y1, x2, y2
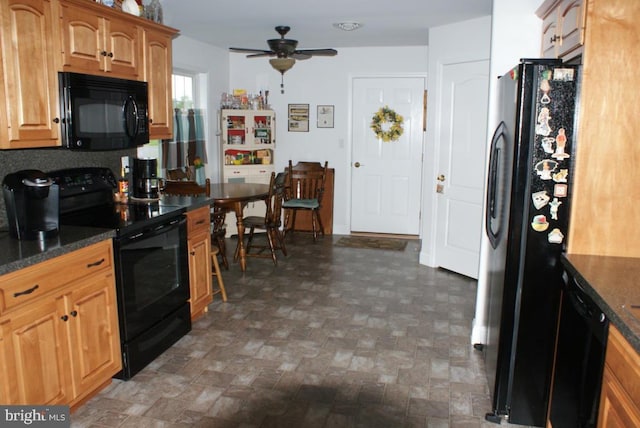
(486, 121, 507, 249)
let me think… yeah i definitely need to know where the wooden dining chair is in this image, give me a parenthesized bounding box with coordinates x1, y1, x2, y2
(161, 178, 210, 196)
(282, 160, 329, 241)
(236, 172, 287, 265)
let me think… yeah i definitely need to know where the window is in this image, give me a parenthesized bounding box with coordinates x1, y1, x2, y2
(172, 73, 195, 111)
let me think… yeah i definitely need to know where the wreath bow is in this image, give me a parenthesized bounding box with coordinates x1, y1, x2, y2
(370, 106, 404, 142)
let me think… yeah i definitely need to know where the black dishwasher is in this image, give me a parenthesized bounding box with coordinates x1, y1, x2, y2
(549, 269, 609, 427)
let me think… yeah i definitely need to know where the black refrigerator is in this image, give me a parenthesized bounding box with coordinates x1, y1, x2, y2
(483, 59, 580, 426)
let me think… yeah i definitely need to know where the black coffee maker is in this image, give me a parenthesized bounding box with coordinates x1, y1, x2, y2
(132, 158, 159, 199)
(3, 169, 59, 240)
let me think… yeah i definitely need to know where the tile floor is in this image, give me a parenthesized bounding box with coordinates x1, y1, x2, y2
(71, 235, 530, 427)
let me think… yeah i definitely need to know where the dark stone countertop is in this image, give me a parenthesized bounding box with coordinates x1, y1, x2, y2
(562, 253, 640, 354)
(0, 226, 116, 276)
(0, 196, 213, 277)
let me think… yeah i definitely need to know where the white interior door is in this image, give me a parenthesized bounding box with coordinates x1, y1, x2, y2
(434, 60, 489, 278)
(351, 77, 425, 234)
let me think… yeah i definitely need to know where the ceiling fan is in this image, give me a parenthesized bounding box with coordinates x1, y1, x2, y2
(230, 26, 338, 93)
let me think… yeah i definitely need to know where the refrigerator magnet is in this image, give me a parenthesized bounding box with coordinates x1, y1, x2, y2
(553, 68, 575, 81)
(531, 215, 550, 232)
(535, 159, 558, 180)
(552, 169, 568, 183)
(548, 228, 564, 244)
(532, 191, 550, 210)
(554, 184, 568, 198)
(536, 108, 552, 136)
(540, 79, 551, 104)
(551, 128, 570, 160)
(541, 137, 555, 154)
(549, 198, 562, 220)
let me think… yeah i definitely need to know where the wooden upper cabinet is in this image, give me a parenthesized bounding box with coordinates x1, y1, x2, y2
(59, 0, 141, 79)
(537, 0, 585, 60)
(144, 27, 176, 139)
(0, 0, 61, 149)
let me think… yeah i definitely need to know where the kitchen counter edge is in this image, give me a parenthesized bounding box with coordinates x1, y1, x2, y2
(0, 196, 214, 276)
(562, 253, 640, 354)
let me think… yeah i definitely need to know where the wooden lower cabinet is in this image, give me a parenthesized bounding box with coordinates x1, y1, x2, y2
(598, 326, 640, 427)
(0, 240, 121, 408)
(65, 271, 121, 404)
(186, 206, 213, 320)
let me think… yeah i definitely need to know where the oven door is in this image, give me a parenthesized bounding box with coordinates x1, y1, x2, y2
(114, 215, 189, 342)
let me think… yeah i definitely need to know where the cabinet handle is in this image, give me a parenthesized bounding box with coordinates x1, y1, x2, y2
(52, 117, 60, 124)
(149, 118, 153, 124)
(196, 219, 205, 225)
(101, 50, 108, 56)
(190, 251, 196, 256)
(108, 52, 114, 58)
(70, 310, 78, 317)
(13, 284, 39, 298)
(87, 258, 105, 268)
(61, 315, 69, 322)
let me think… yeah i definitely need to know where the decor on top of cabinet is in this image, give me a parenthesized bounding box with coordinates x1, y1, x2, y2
(143, 0, 163, 23)
(220, 91, 268, 110)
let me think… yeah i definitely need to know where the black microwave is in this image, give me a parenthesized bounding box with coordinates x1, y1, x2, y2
(59, 72, 149, 150)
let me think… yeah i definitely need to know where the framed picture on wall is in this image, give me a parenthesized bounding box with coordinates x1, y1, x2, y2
(317, 105, 334, 128)
(288, 104, 309, 132)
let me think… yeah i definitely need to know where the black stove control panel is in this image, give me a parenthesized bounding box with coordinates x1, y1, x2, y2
(49, 167, 117, 196)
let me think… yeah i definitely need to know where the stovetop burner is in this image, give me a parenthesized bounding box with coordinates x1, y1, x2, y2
(49, 167, 185, 235)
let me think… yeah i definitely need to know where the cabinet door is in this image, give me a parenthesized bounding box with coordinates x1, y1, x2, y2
(103, 18, 141, 78)
(65, 271, 121, 404)
(188, 231, 213, 320)
(0, 0, 60, 149)
(541, 11, 559, 58)
(599, 367, 640, 428)
(60, 6, 104, 72)
(5, 297, 71, 404)
(144, 29, 173, 139)
(557, 0, 585, 59)
(0, 320, 13, 403)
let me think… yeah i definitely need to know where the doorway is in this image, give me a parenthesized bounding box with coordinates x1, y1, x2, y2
(433, 59, 489, 279)
(350, 76, 425, 235)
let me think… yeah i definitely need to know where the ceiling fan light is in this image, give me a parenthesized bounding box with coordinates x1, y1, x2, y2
(269, 57, 295, 73)
(333, 21, 362, 31)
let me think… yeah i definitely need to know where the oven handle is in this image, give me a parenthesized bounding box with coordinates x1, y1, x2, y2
(122, 216, 185, 243)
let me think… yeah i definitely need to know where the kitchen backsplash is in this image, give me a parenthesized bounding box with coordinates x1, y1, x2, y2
(0, 147, 137, 230)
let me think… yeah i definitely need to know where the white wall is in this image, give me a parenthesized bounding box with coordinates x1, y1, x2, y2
(471, 0, 543, 346)
(229, 46, 428, 234)
(420, 15, 492, 268)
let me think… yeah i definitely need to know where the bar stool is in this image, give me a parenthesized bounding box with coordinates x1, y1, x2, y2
(211, 246, 228, 302)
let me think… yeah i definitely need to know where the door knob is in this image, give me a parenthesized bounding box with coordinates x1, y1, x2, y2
(437, 174, 446, 182)
(354, 162, 361, 168)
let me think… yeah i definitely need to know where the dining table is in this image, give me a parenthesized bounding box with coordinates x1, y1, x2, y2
(209, 182, 270, 272)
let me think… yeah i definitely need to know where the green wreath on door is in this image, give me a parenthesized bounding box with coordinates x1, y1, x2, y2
(370, 106, 404, 142)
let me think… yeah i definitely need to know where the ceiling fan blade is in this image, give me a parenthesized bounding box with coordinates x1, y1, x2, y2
(246, 52, 276, 58)
(291, 52, 311, 60)
(229, 47, 272, 54)
(294, 48, 338, 58)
